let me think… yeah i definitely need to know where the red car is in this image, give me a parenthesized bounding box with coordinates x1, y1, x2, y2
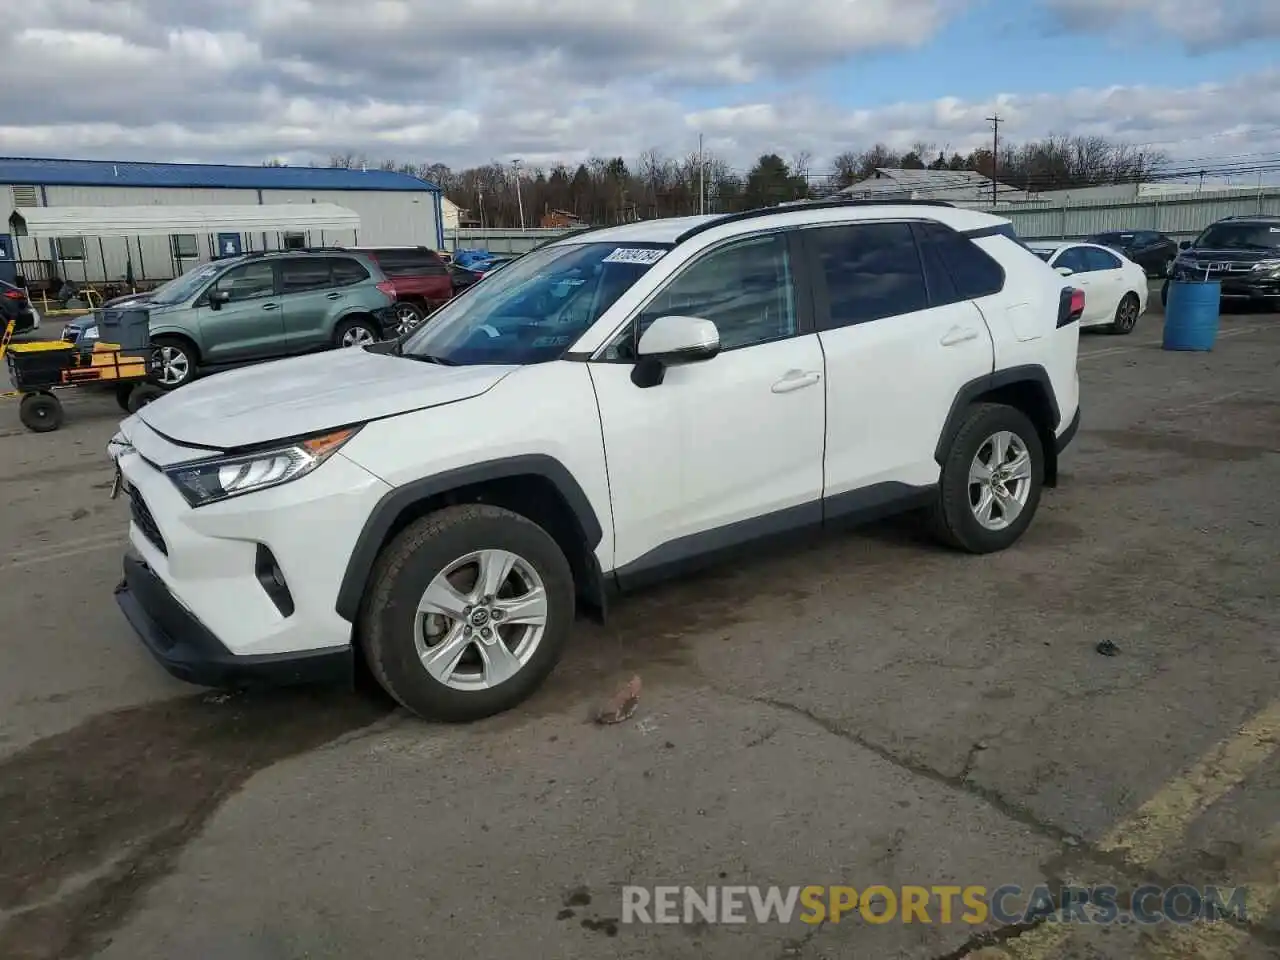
(345, 246, 453, 335)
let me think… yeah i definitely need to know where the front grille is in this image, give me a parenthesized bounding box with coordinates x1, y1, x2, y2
(129, 485, 168, 555)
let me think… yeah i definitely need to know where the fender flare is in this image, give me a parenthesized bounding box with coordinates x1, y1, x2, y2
(334, 454, 604, 622)
(934, 364, 1061, 465)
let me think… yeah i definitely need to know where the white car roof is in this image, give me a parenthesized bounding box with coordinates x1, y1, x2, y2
(548, 204, 1012, 248)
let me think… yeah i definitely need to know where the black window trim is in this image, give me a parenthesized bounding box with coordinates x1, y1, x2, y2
(911, 220, 1006, 306)
(590, 227, 815, 363)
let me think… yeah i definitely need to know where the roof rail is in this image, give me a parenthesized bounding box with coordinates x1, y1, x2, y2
(674, 198, 956, 245)
(1218, 213, 1280, 221)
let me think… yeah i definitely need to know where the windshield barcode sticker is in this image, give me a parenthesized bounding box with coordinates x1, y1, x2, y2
(602, 247, 666, 265)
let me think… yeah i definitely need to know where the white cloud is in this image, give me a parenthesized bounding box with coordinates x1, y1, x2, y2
(1045, 0, 1280, 49)
(0, 0, 1276, 174)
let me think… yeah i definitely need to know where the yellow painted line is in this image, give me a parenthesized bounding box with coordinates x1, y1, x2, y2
(964, 700, 1280, 959)
(1143, 824, 1280, 959)
(1096, 700, 1280, 866)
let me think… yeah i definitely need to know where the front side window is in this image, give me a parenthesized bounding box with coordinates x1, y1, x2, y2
(621, 232, 796, 355)
(399, 241, 670, 366)
(1055, 247, 1092, 274)
(809, 222, 928, 329)
(210, 261, 275, 302)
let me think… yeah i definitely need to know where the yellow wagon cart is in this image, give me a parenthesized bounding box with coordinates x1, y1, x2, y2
(2, 309, 164, 433)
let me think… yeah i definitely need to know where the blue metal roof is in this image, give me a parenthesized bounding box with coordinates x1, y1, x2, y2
(0, 157, 440, 193)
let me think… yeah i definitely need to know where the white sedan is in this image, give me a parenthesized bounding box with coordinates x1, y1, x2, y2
(1028, 241, 1149, 334)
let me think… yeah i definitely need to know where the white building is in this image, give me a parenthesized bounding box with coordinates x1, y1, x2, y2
(0, 157, 444, 288)
(840, 168, 1019, 206)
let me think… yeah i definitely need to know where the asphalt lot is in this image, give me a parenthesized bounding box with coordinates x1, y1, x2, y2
(1, 296, 1278, 960)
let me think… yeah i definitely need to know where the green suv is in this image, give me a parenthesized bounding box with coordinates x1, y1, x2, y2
(64, 250, 397, 388)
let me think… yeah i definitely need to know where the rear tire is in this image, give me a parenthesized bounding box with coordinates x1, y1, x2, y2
(19, 392, 63, 433)
(392, 302, 424, 336)
(334, 316, 380, 348)
(359, 504, 576, 722)
(929, 403, 1044, 554)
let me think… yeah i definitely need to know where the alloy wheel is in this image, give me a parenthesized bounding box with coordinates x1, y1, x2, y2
(968, 431, 1033, 531)
(154, 345, 190, 386)
(341, 325, 376, 347)
(415, 549, 549, 690)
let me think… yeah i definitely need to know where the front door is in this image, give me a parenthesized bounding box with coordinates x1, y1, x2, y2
(589, 230, 826, 578)
(196, 260, 285, 362)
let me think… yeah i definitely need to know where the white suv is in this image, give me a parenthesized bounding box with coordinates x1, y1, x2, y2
(108, 201, 1083, 721)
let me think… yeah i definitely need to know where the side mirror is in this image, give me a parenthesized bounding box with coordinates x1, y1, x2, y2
(208, 289, 230, 310)
(1179, 241, 1191, 250)
(631, 315, 720, 388)
(1056, 266, 1073, 277)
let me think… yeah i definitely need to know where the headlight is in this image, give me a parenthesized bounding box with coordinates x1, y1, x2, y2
(164, 427, 359, 507)
(81, 325, 99, 340)
(1250, 259, 1280, 274)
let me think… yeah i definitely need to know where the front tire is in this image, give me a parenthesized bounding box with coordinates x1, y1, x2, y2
(1110, 292, 1141, 334)
(359, 504, 576, 722)
(334, 316, 380, 348)
(929, 403, 1044, 554)
(151, 336, 196, 389)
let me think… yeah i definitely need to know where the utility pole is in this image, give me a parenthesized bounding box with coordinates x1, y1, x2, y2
(698, 133, 706, 216)
(512, 158, 526, 230)
(986, 114, 1002, 205)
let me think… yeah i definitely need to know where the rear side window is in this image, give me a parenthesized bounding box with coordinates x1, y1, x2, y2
(372, 248, 447, 277)
(331, 257, 370, 286)
(807, 222, 929, 329)
(1084, 247, 1122, 271)
(915, 222, 1005, 301)
(279, 258, 333, 293)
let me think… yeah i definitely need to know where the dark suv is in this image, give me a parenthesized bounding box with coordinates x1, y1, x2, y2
(1085, 230, 1178, 278)
(63, 250, 397, 388)
(342, 246, 453, 334)
(1163, 215, 1280, 309)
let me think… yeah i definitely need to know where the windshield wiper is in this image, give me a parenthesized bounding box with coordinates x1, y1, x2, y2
(402, 352, 457, 366)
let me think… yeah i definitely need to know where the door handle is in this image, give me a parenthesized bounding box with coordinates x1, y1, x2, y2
(771, 370, 821, 394)
(939, 326, 979, 347)
(326, 293, 342, 300)
(261, 302, 280, 310)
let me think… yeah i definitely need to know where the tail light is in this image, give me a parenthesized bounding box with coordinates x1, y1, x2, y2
(1057, 287, 1085, 328)
(375, 281, 396, 299)
(3, 289, 24, 300)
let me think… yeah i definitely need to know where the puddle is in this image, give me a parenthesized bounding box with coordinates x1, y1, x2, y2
(0, 688, 389, 960)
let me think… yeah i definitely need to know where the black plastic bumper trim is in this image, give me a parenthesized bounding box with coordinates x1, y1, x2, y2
(1056, 406, 1081, 454)
(115, 551, 351, 689)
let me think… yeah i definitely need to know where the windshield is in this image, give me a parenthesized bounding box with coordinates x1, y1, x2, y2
(400, 241, 670, 365)
(149, 261, 225, 305)
(1194, 223, 1280, 252)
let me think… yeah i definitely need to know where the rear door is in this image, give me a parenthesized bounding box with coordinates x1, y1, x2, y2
(196, 260, 284, 362)
(1082, 246, 1128, 315)
(278, 257, 339, 350)
(807, 220, 995, 499)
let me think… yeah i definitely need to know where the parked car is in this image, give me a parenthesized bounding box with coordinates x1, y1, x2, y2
(1085, 230, 1178, 278)
(448, 256, 515, 294)
(1162, 215, 1280, 309)
(66, 250, 397, 388)
(338, 246, 453, 335)
(109, 200, 1081, 722)
(1027, 241, 1148, 333)
(0, 279, 40, 336)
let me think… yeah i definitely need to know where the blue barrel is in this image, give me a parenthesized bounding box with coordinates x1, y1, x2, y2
(1162, 280, 1220, 351)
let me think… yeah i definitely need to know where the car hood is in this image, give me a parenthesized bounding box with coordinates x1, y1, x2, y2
(136, 347, 517, 450)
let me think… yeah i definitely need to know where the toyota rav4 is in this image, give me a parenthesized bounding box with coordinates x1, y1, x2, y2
(108, 200, 1083, 722)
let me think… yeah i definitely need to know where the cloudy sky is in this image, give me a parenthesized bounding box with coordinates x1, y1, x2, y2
(1, 0, 1278, 175)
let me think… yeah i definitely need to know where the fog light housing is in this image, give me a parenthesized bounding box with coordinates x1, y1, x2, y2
(255, 544, 295, 617)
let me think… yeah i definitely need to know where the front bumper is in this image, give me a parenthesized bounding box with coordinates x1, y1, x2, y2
(1171, 269, 1280, 302)
(116, 550, 352, 688)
